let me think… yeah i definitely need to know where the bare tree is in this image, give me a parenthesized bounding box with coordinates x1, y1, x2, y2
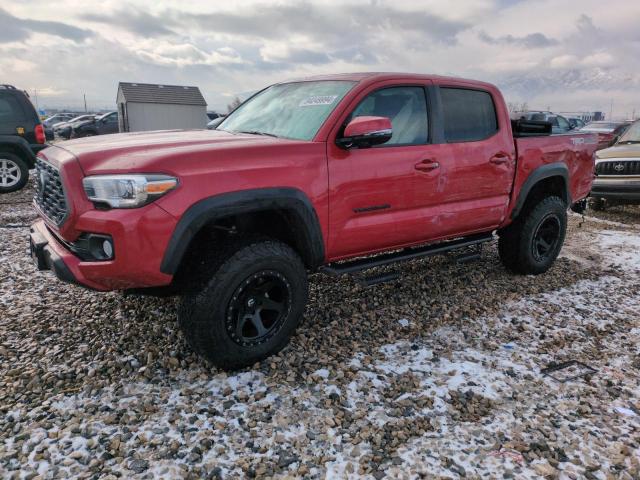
(227, 96, 243, 113)
(508, 101, 530, 115)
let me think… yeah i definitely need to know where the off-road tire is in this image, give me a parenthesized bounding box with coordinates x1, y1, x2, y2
(0, 152, 29, 194)
(178, 239, 308, 370)
(498, 196, 567, 275)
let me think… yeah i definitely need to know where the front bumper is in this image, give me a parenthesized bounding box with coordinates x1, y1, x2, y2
(30, 226, 80, 286)
(591, 176, 640, 200)
(30, 203, 177, 291)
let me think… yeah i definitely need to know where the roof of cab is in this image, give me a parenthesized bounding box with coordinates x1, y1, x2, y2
(284, 72, 498, 90)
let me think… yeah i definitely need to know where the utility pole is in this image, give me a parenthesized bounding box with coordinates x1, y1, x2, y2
(84, 94, 87, 113)
(33, 89, 39, 112)
(609, 99, 613, 120)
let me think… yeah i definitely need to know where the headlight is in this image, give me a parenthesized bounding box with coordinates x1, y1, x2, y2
(82, 174, 177, 208)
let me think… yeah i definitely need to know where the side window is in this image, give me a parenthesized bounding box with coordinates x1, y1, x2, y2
(440, 88, 498, 142)
(557, 116, 569, 130)
(0, 94, 26, 122)
(350, 86, 428, 146)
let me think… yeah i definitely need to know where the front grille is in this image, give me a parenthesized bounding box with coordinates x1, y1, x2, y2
(596, 160, 640, 176)
(34, 159, 68, 225)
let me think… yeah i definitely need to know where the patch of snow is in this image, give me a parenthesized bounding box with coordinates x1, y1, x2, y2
(597, 230, 640, 271)
(313, 368, 330, 379)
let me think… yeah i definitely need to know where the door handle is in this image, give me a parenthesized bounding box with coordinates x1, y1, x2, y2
(490, 152, 510, 165)
(415, 160, 440, 172)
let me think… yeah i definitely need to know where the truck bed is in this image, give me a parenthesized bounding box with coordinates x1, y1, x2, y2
(507, 132, 598, 219)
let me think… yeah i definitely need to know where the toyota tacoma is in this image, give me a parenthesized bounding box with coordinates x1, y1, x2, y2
(590, 118, 640, 209)
(30, 73, 597, 369)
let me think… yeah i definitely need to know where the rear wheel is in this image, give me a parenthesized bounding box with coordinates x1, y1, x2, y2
(498, 196, 567, 274)
(178, 239, 308, 370)
(0, 153, 29, 194)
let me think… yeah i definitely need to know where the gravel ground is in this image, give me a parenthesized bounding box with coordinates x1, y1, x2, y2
(585, 204, 640, 226)
(1, 180, 639, 479)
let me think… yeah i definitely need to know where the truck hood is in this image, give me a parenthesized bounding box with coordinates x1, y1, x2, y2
(596, 143, 640, 159)
(56, 129, 303, 175)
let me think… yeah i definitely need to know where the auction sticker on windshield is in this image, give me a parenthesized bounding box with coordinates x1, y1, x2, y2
(299, 95, 338, 107)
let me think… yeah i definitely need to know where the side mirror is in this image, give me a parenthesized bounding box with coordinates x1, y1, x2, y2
(337, 116, 392, 149)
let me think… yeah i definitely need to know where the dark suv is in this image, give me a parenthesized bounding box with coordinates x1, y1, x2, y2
(71, 111, 119, 138)
(0, 85, 46, 193)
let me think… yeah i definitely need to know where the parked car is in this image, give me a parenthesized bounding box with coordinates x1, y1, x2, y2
(567, 117, 586, 129)
(520, 111, 574, 134)
(0, 84, 47, 193)
(30, 73, 597, 369)
(590, 119, 640, 209)
(43, 113, 77, 141)
(579, 121, 632, 150)
(207, 112, 222, 121)
(54, 115, 96, 140)
(207, 116, 225, 129)
(71, 112, 119, 138)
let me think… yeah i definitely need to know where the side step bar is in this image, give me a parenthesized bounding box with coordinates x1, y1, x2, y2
(321, 232, 493, 276)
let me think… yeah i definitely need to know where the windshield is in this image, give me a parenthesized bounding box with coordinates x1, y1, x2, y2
(219, 80, 356, 141)
(97, 112, 114, 121)
(617, 121, 640, 143)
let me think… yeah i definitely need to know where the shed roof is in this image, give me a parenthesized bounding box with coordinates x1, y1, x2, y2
(118, 82, 207, 106)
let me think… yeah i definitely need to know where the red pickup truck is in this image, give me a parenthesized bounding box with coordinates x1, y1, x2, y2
(30, 73, 597, 369)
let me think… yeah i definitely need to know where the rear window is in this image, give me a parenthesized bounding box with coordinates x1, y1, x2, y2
(441, 88, 498, 142)
(0, 94, 26, 122)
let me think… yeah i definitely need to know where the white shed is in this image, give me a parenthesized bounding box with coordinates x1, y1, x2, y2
(116, 82, 208, 132)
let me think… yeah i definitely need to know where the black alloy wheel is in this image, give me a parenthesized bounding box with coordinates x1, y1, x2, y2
(226, 270, 292, 346)
(531, 214, 561, 262)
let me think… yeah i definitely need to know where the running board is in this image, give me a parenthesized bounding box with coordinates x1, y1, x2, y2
(321, 233, 493, 276)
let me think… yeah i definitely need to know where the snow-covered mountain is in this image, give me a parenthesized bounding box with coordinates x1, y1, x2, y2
(497, 68, 640, 97)
(492, 67, 639, 114)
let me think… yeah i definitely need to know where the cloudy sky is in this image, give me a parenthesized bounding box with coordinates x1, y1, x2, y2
(1, 0, 639, 118)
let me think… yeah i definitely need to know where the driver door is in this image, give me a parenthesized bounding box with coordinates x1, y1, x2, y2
(326, 81, 443, 260)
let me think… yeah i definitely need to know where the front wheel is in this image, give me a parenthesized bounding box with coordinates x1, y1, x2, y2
(178, 239, 308, 370)
(498, 196, 567, 275)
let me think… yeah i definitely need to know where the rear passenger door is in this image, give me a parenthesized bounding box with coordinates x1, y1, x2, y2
(430, 85, 515, 235)
(0, 91, 27, 138)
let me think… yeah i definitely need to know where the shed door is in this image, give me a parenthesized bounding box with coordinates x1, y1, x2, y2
(118, 103, 128, 132)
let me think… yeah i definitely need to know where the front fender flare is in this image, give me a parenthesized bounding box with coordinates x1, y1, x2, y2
(160, 188, 325, 274)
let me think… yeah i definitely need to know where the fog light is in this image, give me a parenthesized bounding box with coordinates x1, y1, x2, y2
(102, 239, 114, 259)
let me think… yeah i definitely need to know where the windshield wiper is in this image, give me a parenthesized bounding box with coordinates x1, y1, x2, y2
(236, 130, 279, 138)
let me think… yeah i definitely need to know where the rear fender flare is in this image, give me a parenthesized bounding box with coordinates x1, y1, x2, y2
(160, 188, 325, 274)
(511, 162, 571, 219)
(0, 135, 36, 167)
